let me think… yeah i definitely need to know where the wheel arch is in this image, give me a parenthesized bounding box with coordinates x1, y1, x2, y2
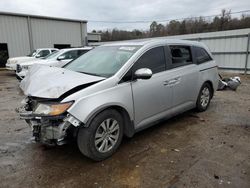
(84, 105, 135, 138)
(203, 80, 214, 98)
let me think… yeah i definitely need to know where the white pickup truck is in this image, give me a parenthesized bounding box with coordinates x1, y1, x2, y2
(5, 48, 58, 71)
(16, 47, 93, 80)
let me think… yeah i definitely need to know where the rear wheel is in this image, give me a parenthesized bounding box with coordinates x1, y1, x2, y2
(77, 109, 123, 161)
(196, 83, 212, 112)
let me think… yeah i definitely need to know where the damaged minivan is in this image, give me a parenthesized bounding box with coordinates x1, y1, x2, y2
(17, 39, 219, 161)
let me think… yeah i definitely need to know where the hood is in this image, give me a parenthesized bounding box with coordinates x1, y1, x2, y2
(37, 60, 57, 65)
(20, 59, 46, 66)
(20, 65, 105, 99)
(8, 56, 34, 63)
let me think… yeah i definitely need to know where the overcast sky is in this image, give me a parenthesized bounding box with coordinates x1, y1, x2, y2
(0, 0, 249, 31)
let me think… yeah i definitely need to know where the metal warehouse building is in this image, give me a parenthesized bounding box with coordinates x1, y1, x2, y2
(0, 12, 88, 67)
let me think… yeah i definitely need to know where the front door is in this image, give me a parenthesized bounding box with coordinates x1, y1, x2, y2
(131, 46, 173, 129)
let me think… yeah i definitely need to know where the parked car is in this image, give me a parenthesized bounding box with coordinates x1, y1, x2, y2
(17, 39, 219, 161)
(16, 47, 93, 80)
(5, 48, 58, 71)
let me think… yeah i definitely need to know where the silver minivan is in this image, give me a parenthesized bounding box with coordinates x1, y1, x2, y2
(18, 39, 219, 161)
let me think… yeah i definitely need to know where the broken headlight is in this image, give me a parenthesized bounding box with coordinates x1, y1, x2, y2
(34, 101, 73, 116)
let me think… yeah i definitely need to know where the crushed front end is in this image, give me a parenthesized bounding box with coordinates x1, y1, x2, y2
(17, 97, 81, 146)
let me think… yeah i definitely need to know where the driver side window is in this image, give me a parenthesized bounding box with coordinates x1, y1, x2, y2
(120, 46, 166, 83)
(132, 46, 166, 74)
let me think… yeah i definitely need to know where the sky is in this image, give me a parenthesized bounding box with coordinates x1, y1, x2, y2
(0, 0, 249, 32)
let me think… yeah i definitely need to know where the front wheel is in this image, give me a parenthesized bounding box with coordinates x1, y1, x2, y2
(196, 83, 212, 112)
(77, 109, 124, 161)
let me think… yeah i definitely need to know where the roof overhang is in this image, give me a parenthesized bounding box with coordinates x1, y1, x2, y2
(0, 11, 87, 23)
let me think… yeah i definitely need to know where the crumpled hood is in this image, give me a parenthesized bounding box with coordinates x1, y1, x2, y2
(20, 64, 105, 99)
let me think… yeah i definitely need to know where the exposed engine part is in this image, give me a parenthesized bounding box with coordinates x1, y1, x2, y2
(17, 96, 79, 145)
(26, 118, 74, 145)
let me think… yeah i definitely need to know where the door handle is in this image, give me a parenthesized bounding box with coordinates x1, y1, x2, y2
(163, 80, 170, 85)
(163, 81, 169, 86)
(173, 77, 181, 82)
(164, 80, 176, 86)
(164, 77, 181, 86)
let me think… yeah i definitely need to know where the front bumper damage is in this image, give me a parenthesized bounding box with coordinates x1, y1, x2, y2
(17, 102, 81, 146)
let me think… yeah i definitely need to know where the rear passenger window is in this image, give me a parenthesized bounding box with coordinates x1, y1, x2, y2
(133, 46, 166, 74)
(194, 47, 212, 64)
(169, 46, 192, 67)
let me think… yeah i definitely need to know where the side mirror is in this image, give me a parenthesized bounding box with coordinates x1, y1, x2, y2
(57, 55, 65, 61)
(134, 68, 152, 80)
(35, 54, 41, 58)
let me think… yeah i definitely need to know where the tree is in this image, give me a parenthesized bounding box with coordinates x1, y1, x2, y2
(167, 20, 181, 35)
(150, 21, 158, 36)
(99, 9, 250, 41)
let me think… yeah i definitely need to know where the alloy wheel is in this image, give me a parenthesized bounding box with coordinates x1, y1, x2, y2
(94, 118, 120, 153)
(200, 87, 210, 108)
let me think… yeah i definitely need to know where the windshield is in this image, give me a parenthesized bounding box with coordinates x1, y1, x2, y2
(44, 51, 60, 59)
(65, 46, 141, 77)
(27, 50, 37, 57)
(42, 51, 60, 59)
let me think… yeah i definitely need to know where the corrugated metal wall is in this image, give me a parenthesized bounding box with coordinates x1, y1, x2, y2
(31, 18, 84, 49)
(0, 13, 87, 61)
(165, 28, 250, 74)
(0, 15, 30, 57)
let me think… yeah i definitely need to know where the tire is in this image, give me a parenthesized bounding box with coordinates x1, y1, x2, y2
(196, 83, 212, 112)
(77, 109, 124, 161)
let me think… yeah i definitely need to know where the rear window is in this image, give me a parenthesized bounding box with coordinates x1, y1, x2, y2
(194, 47, 212, 64)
